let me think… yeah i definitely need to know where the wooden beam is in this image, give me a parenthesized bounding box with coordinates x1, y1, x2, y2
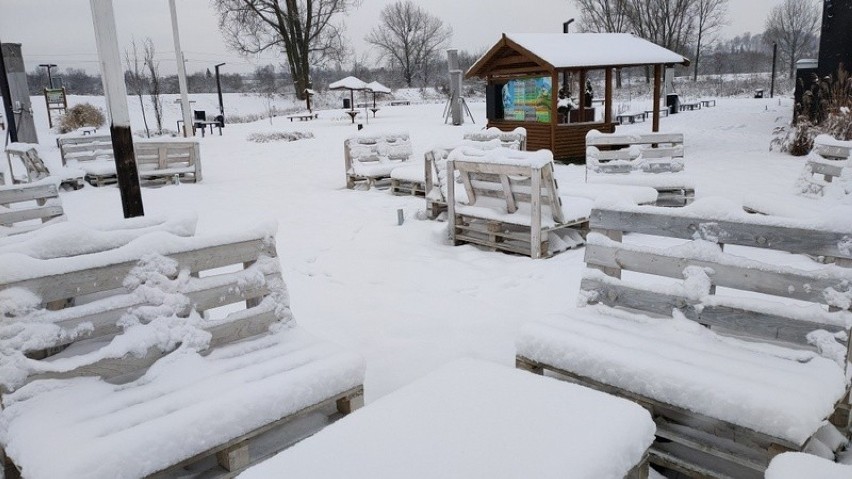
(578, 69, 586, 118)
(551, 70, 558, 152)
(652, 64, 662, 132)
(604, 68, 613, 124)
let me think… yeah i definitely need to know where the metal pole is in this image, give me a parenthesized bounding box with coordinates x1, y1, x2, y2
(0, 42, 18, 143)
(39, 63, 57, 88)
(214, 62, 225, 117)
(169, 0, 194, 137)
(89, 0, 144, 218)
(770, 43, 778, 99)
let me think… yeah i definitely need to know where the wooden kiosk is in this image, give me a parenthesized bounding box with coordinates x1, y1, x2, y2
(467, 33, 689, 161)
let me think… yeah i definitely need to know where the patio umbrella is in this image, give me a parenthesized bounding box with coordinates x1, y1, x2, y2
(329, 76, 368, 111)
(365, 81, 392, 108)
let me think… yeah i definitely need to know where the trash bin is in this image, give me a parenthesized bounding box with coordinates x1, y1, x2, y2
(754, 89, 764, 99)
(343, 98, 351, 109)
(214, 115, 225, 128)
(666, 93, 680, 114)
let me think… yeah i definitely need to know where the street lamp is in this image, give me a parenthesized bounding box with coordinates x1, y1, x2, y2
(38, 63, 57, 88)
(214, 62, 225, 118)
(563, 19, 575, 34)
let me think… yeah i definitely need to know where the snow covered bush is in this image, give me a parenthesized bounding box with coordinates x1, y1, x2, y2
(57, 103, 106, 133)
(246, 131, 315, 143)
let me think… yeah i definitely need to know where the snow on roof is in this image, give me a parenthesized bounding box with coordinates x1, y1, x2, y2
(366, 81, 391, 94)
(477, 33, 688, 73)
(329, 76, 368, 91)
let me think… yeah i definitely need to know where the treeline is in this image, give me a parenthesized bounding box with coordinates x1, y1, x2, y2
(25, 68, 247, 96)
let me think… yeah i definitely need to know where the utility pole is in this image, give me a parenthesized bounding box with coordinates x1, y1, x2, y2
(770, 43, 778, 99)
(38, 63, 57, 88)
(214, 62, 225, 118)
(89, 0, 144, 218)
(0, 41, 18, 143)
(169, 0, 194, 137)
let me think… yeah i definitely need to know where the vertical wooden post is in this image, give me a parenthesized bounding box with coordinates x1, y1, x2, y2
(550, 70, 558, 153)
(604, 68, 613, 125)
(446, 160, 457, 245)
(652, 64, 662, 133)
(578, 69, 586, 121)
(89, 0, 144, 218)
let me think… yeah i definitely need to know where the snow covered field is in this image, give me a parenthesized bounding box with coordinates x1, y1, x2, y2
(11, 93, 808, 405)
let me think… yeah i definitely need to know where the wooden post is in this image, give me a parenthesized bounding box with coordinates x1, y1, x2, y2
(578, 69, 586, 121)
(169, 0, 194, 138)
(89, 0, 144, 218)
(652, 64, 662, 133)
(604, 68, 613, 125)
(550, 70, 558, 152)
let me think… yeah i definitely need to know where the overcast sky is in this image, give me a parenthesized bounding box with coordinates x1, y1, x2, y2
(0, 0, 786, 75)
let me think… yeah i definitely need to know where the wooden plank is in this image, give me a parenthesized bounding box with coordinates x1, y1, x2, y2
(580, 277, 849, 346)
(0, 183, 58, 205)
(447, 160, 457, 244)
(587, 133, 683, 147)
(590, 208, 852, 259)
(499, 174, 517, 213)
(530, 169, 542, 259)
(2, 238, 273, 304)
(808, 160, 844, 179)
(459, 169, 477, 205)
(0, 204, 65, 225)
(584, 243, 852, 306)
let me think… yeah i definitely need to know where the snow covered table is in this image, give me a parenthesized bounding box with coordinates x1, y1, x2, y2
(585, 130, 694, 206)
(0, 225, 365, 479)
(240, 359, 655, 479)
(516, 200, 852, 477)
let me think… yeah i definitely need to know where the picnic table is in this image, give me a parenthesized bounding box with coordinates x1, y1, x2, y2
(679, 102, 702, 111)
(615, 111, 647, 124)
(287, 112, 318, 122)
(344, 110, 360, 123)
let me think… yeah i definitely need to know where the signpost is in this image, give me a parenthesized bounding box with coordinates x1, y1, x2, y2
(43, 87, 67, 128)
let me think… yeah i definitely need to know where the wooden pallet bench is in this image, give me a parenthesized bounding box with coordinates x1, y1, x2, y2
(82, 140, 203, 187)
(615, 111, 647, 124)
(287, 112, 318, 122)
(517, 203, 852, 478)
(344, 131, 412, 190)
(463, 127, 528, 151)
(644, 107, 669, 118)
(743, 135, 851, 217)
(679, 101, 702, 111)
(389, 163, 427, 197)
(586, 130, 695, 207)
(0, 180, 66, 236)
(447, 148, 596, 258)
(0, 225, 365, 479)
(4, 143, 85, 189)
(700, 99, 717, 107)
(57, 134, 114, 165)
(239, 359, 655, 479)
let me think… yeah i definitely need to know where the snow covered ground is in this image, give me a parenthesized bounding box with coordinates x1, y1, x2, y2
(7, 93, 807, 405)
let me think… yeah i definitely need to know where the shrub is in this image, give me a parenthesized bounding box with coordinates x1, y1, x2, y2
(57, 103, 106, 133)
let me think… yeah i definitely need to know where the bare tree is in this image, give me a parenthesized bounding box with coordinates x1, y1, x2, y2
(143, 39, 164, 134)
(625, 0, 694, 53)
(691, 0, 728, 80)
(213, 0, 360, 99)
(575, 0, 631, 34)
(366, 1, 452, 87)
(764, 0, 820, 78)
(124, 38, 150, 137)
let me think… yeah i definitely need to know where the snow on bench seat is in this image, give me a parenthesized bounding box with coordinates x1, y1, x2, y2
(389, 162, 426, 197)
(517, 306, 847, 445)
(0, 224, 365, 478)
(241, 358, 655, 479)
(516, 199, 852, 476)
(1, 327, 364, 479)
(766, 453, 852, 479)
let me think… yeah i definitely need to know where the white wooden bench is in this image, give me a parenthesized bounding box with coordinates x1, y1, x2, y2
(286, 112, 318, 122)
(4, 143, 85, 189)
(586, 130, 695, 207)
(344, 131, 412, 190)
(517, 202, 852, 477)
(743, 135, 851, 217)
(240, 359, 655, 479)
(0, 226, 365, 479)
(0, 180, 66, 236)
(81, 140, 203, 187)
(57, 134, 114, 165)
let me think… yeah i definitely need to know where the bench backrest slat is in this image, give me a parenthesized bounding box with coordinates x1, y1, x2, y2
(583, 206, 852, 352)
(0, 183, 65, 232)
